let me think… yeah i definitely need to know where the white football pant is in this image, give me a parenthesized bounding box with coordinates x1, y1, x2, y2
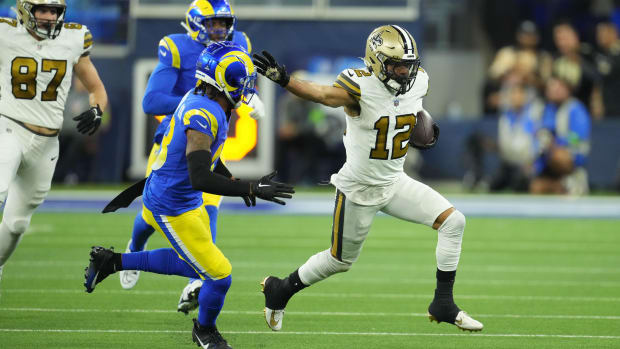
(299, 173, 462, 285)
(0, 116, 59, 267)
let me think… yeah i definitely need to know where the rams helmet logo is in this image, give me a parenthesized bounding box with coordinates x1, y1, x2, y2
(184, 0, 236, 45)
(195, 41, 257, 108)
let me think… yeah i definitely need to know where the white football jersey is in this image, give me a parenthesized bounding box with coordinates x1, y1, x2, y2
(0, 17, 92, 129)
(330, 67, 429, 205)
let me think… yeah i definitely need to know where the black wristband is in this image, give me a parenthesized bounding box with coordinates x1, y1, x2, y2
(213, 159, 233, 179)
(187, 150, 251, 196)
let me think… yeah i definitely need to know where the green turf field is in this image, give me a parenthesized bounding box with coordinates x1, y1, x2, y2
(0, 213, 619, 348)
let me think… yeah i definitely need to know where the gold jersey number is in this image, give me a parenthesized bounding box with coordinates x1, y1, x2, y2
(11, 57, 67, 101)
(370, 113, 416, 160)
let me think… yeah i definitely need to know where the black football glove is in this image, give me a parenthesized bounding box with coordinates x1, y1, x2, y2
(412, 123, 440, 150)
(252, 51, 290, 87)
(250, 171, 295, 205)
(73, 105, 103, 136)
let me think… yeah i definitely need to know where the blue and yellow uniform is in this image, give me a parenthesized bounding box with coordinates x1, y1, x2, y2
(126, 31, 251, 256)
(142, 91, 230, 280)
(143, 30, 251, 161)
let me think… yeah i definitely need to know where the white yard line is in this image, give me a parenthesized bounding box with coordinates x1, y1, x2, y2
(3, 288, 620, 302)
(7, 260, 620, 275)
(4, 273, 620, 288)
(2, 307, 620, 320)
(0, 328, 619, 339)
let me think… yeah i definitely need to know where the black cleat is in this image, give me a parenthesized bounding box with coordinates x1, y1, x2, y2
(427, 296, 483, 331)
(427, 297, 461, 324)
(261, 276, 290, 310)
(84, 246, 117, 293)
(192, 319, 232, 349)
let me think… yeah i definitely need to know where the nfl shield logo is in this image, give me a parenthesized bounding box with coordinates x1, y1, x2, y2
(394, 99, 399, 107)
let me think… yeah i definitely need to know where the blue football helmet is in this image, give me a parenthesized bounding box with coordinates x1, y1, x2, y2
(195, 41, 257, 108)
(184, 0, 235, 45)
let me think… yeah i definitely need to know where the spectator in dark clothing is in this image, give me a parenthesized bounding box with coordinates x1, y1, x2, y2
(552, 20, 604, 119)
(484, 21, 553, 115)
(54, 77, 111, 184)
(594, 19, 620, 117)
(276, 88, 345, 185)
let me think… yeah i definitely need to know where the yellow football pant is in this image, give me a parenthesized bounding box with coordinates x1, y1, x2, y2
(141, 204, 231, 280)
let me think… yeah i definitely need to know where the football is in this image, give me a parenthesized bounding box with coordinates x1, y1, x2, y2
(410, 109, 435, 148)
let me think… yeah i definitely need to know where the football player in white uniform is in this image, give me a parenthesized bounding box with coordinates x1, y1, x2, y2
(0, 0, 108, 277)
(253, 25, 483, 332)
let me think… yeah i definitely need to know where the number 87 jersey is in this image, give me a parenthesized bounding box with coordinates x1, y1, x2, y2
(331, 66, 429, 201)
(0, 17, 92, 129)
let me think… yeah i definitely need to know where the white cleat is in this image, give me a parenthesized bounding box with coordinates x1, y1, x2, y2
(178, 279, 203, 314)
(428, 310, 484, 332)
(264, 307, 284, 331)
(454, 311, 484, 331)
(119, 239, 144, 290)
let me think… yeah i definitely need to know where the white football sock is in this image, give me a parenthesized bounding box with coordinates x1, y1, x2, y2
(298, 249, 352, 286)
(436, 210, 466, 271)
(0, 222, 23, 267)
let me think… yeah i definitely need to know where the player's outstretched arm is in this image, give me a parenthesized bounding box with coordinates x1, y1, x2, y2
(253, 51, 357, 109)
(213, 160, 256, 207)
(186, 129, 295, 205)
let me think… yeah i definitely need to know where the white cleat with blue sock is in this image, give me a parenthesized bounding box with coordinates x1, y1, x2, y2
(119, 239, 144, 290)
(178, 279, 203, 314)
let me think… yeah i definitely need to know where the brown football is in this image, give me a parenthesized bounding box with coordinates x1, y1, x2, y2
(410, 109, 434, 148)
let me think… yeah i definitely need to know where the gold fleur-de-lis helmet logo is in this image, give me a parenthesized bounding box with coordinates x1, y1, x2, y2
(370, 31, 384, 50)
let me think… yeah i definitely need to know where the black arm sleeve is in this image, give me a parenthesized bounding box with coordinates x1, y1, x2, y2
(213, 159, 233, 179)
(187, 150, 251, 196)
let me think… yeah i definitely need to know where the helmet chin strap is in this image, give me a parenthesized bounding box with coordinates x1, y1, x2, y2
(385, 79, 403, 95)
(223, 88, 242, 109)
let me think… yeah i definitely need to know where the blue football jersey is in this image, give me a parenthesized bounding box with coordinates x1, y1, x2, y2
(150, 31, 252, 144)
(143, 91, 229, 216)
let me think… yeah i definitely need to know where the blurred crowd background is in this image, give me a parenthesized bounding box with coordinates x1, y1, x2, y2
(2, 0, 620, 194)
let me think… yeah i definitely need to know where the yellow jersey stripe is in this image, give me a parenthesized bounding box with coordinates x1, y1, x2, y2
(334, 74, 361, 97)
(241, 31, 252, 53)
(162, 36, 181, 69)
(337, 73, 361, 93)
(182, 109, 219, 138)
(200, 108, 219, 137)
(334, 81, 361, 100)
(331, 192, 344, 259)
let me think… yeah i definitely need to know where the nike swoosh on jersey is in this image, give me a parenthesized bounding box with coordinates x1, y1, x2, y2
(160, 49, 167, 56)
(258, 183, 270, 188)
(196, 120, 208, 129)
